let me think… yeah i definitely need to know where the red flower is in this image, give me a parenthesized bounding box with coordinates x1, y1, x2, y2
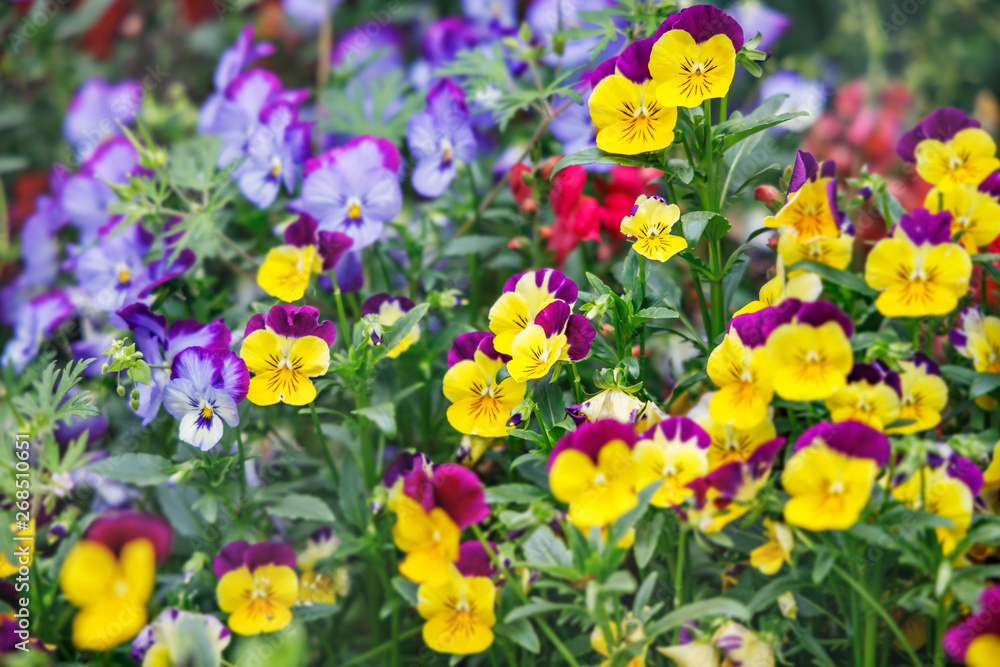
(548, 165, 601, 263)
(510, 163, 535, 212)
(597, 166, 663, 236)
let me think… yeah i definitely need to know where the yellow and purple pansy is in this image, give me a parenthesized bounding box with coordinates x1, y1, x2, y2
(887, 353, 949, 434)
(648, 4, 743, 108)
(131, 609, 231, 666)
(256, 214, 353, 302)
(824, 362, 902, 432)
(587, 38, 678, 155)
(619, 195, 688, 262)
(391, 463, 490, 584)
(776, 224, 854, 271)
(239, 304, 335, 406)
(944, 584, 1000, 666)
(632, 417, 711, 508)
(214, 540, 299, 636)
(443, 332, 526, 437)
(416, 563, 497, 655)
(688, 392, 777, 472)
(924, 171, 1000, 253)
(706, 309, 780, 430)
(363, 294, 421, 358)
(865, 208, 973, 318)
(59, 512, 173, 651)
(734, 257, 823, 316)
(782, 421, 889, 531)
(764, 151, 844, 242)
(547, 420, 640, 533)
(897, 107, 1000, 188)
(488, 269, 579, 354)
(161, 346, 249, 451)
(502, 297, 595, 382)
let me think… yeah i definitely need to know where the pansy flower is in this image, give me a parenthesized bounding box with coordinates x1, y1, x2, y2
(943, 584, 1000, 666)
(712, 622, 775, 667)
(416, 564, 496, 655)
(362, 294, 421, 358)
(198, 26, 275, 134)
(443, 332, 526, 438)
(776, 225, 854, 271)
(734, 257, 823, 316)
(118, 304, 232, 425)
(897, 107, 1000, 188)
(688, 392, 777, 471)
(925, 172, 1000, 253)
(64, 78, 142, 160)
(162, 347, 249, 451)
(391, 464, 489, 584)
(506, 300, 595, 381)
(951, 307, 1000, 411)
(763, 151, 843, 241)
(782, 421, 888, 531)
(632, 417, 711, 508)
(648, 4, 742, 108)
(688, 438, 785, 533)
(1, 289, 74, 373)
(824, 362, 902, 432)
(61, 137, 148, 243)
(706, 322, 773, 430)
(75, 224, 196, 327)
(619, 195, 688, 262)
(759, 299, 855, 401)
(240, 304, 335, 406)
(588, 38, 678, 155)
(294, 136, 403, 250)
(59, 512, 172, 650)
(865, 208, 972, 317)
(591, 619, 646, 667)
(749, 519, 794, 576)
(488, 268, 578, 354)
(131, 609, 231, 666)
(566, 387, 644, 425)
(886, 353, 948, 434)
(257, 214, 353, 302)
(893, 464, 974, 555)
(214, 541, 299, 635)
(297, 528, 349, 606)
(548, 420, 639, 533)
(407, 79, 477, 198)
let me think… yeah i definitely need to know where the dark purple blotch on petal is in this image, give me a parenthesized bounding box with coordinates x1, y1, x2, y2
(448, 332, 492, 366)
(85, 511, 174, 564)
(897, 108, 981, 163)
(383, 451, 431, 488)
(243, 541, 297, 572)
(264, 304, 337, 346)
(615, 37, 656, 83)
(794, 420, 890, 466)
(946, 455, 984, 496)
(656, 4, 744, 52)
(896, 208, 953, 246)
(546, 419, 638, 472)
(638, 416, 711, 450)
(794, 300, 854, 338)
(535, 300, 571, 338)
(565, 314, 595, 361)
(213, 540, 250, 578)
(455, 540, 498, 578)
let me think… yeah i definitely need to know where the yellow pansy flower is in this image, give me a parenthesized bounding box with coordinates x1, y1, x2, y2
(417, 565, 496, 655)
(893, 466, 973, 555)
(217, 563, 298, 635)
(688, 393, 777, 471)
(391, 495, 461, 584)
(443, 332, 526, 437)
(749, 519, 794, 575)
(706, 330, 774, 430)
(887, 355, 949, 435)
(913, 128, 1000, 188)
(777, 229, 854, 271)
(632, 418, 711, 508)
(619, 195, 688, 263)
(824, 363, 902, 432)
(649, 30, 736, 108)
(783, 443, 878, 531)
(925, 178, 1000, 253)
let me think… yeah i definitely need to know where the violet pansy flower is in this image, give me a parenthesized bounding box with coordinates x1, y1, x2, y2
(118, 304, 232, 425)
(728, 1, 792, 51)
(1, 289, 74, 373)
(162, 347, 250, 451)
(199, 26, 276, 134)
(294, 136, 403, 250)
(64, 78, 143, 161)
(407, 79, 477, 198)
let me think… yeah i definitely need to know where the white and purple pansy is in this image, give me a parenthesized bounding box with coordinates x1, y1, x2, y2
(293, 136, 403, 250)
(162, 347, 250, 451)
(407, 78, 477, 198)
(117, 304, 232, 426)
(1, 289, 75, 373)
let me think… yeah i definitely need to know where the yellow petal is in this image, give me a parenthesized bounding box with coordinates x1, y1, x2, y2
(72, 599, 147, 651)
(60, 540, 117, 606)
(240, 329, 281, 375)
(119, 538, 156, 604)
(650, 32, 735, 108)
(289, 335, 331, 377)
(488, 292, 532, 355)
(257, 245, 317, 302)
(217, 566, 255, 613)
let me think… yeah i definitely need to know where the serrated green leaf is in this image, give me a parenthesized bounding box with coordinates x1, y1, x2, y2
(88, 453, 172, 486)
(268, 494, 336, 522)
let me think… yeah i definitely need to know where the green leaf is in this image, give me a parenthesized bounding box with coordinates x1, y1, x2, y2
(495, 619, 540, 653)
(485, 484, 549, 504)
(352, 403, 397, 438)
(679, 211, 728, 248)
(970, 372, 1000, 398)
(634, 513, 664, 569)
(339, 457, 368, 528)
(812, 550, 836, 584)
(169, 136, 221, 191)
(788, 259, 878, 297)
(718, 111, 809, 152)
(441, 235, 508, 256)
(608, 480, 663, 546)
(293, 604, 339, 622)
(382, 303, 430, 352)
(268, 494, 336, 522)
(550, 147, 660, 178)
(635, 307, 679, 320)
(645, 597, 752, 639)
(941, 365, 976, 386)
(504, 600, 577, 623)
(130, 360, 152, 386)
(87, 453, 172, 486)
(521, 525, 574, 570)
(391, 577, 419, 606)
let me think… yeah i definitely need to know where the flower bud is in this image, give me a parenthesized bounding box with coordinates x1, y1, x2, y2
(117, 385, 126, 397)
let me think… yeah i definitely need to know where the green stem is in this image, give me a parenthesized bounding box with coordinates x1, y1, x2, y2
(690, 271, 712, 341)
(639, 256, 647, 384)
(570, 361, 585, 404)
(355, 385, 375, 488)
(708, 238, 726, 340)
(832, 565, 923, 667)
(338, 626, 422, 667)
(310, 402, 340, 486)
(329, 270, 352, 350)
(472, 525, 582, 667)
(234, 425, 247, 496)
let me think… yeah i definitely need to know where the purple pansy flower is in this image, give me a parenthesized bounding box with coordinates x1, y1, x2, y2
(199, 26, 276, 134)
(546, 420, 638, 472)
(462, 0, 517, 29)
(282, 213, 354, 271)
(282, 0, 340, 25)
(894, 208, 953, 246)
(689, 437, 785, 506)
(332, 23, 406, 75)
(943, 585, 1000, 663)
(655, 3, 745, 52)
(728, 1, 791, 51)
(118, 304, 232, 425)
(85, 511, 174, 563)
(74, 225, 195, 327)
(64, 78, 143, 161)
(61, 137, 148, 243)
(897, 107, 981, 164)
(534, 300, 596, 361)
(294, 136, 403, 250)
(244, 303, 337, 345)
(407, 79, 477, 198)
(456, 540, 499, 578)
(1, 289, 74, 372)
(161, 347, 249, 451)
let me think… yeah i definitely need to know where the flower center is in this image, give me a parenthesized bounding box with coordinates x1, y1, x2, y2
(828, 480, 844, 495)
(113, 578, 129, 597)
(116, 263, 132, 285)
(270, 155, 282, 178)
(441, 139, 454, 164)
(949, 156, 963, 171)
(347, 197, 363, 220)
(201, 404, 214, 419)
(594, 472, 607, 485)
